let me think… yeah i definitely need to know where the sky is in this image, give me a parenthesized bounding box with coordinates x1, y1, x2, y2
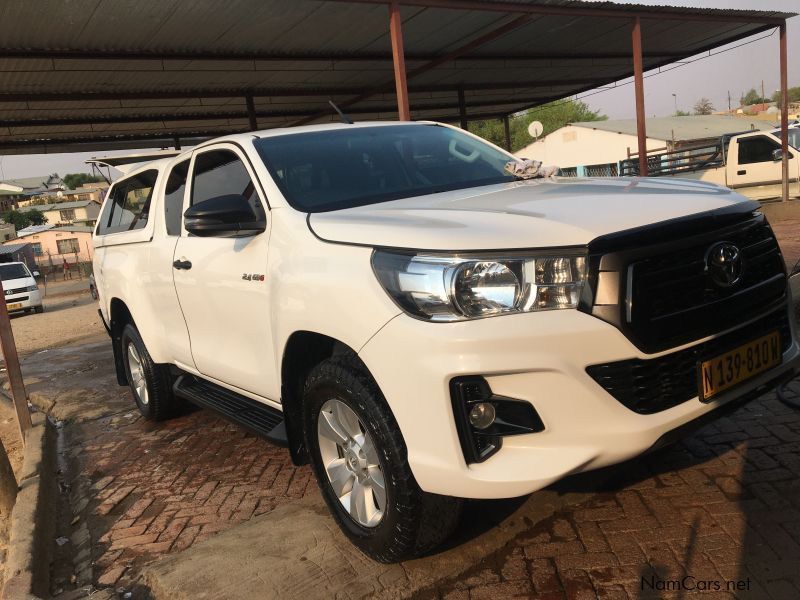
(0, 0, 797, 180)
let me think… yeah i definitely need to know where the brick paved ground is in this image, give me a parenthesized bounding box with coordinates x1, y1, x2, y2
(771, 219, 800, 270)
(55, 406, 315, 592)
(55, 379, 800, 599)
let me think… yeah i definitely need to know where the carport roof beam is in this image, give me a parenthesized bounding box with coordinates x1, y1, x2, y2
(328, 0, 787, 24)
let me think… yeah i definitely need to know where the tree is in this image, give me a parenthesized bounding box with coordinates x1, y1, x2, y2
(674, 110, 692, 117)
(1, 209, 47, 230)
(469, 99, 607, 153)
(771, 86, 800, 108)
(741, 88, 768, 106)
(27, 209, 47, 226)
(63, 173, 103, 190)
(693, 98, 715, 115)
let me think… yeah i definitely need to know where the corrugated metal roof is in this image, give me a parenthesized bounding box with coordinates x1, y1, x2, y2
(0, 243, 31, 255)
(17, 200, 97, 212)
(572, 115, 777, 141)
(16, 224, 55, 237)
(0, 0, 793, 154)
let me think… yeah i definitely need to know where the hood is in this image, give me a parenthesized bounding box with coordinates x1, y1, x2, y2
(3, 276, 34, 291)
(308, 177, 756, 251)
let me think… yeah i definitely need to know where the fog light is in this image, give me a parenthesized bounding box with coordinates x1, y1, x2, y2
(468, 402, 496, 430)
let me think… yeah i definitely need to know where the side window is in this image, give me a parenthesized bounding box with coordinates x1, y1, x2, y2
(164, 160, 189, 236)
(738, 136, 780, 165)
(96, 170, 158, 235)
(190, 150, 265, 222)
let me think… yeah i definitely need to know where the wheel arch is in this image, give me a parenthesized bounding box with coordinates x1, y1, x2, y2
(109, 297, 136, 386)
(280, 330, 360, 465)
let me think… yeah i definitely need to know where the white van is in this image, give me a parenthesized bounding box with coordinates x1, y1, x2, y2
(0, 261, 43, 314)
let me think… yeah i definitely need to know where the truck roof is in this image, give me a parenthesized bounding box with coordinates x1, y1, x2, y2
(195, 120, 436, 150)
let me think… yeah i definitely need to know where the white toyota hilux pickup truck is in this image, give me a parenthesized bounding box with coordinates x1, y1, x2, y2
(93, 121, 799, 562)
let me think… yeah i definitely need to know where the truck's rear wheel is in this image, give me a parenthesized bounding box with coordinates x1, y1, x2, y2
(120, 323, 177, 421)
(303, 357, 461, 563)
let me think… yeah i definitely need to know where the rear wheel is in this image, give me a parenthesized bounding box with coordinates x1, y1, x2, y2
(120, 323, 177, 420)
(303, 357, 461, 563)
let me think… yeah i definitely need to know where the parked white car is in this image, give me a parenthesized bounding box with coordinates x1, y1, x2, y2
(1, 261, 42, 314)
(93, 122, 799, 562)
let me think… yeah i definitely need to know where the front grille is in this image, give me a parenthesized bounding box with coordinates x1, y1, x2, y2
(5, 287, 28, 296)
(584, 210, 788, 353)
(587, 308, 792, 414)
(637, 218, 783, 320)
(6, 295, 28, 303)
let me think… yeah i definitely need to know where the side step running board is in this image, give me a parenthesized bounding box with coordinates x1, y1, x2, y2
(173, 375, 288, 446)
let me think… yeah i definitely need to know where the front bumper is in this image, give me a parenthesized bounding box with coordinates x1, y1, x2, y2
(5, 289, 42, 312)
(358, 307, 800, 499)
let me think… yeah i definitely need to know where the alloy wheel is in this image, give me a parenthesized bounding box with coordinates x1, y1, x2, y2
(127, 342, 149, 406)
(317, 398, 386, 528)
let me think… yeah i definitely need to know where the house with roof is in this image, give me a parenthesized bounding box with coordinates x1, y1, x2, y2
(17, 200, 101, 227)
(0, 242, 35, 269)
(10, 223, 94, 264)
(0, 173, 65, 211)
(516, 115, 776, 172)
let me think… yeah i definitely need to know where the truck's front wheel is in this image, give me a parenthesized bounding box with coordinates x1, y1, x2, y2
(120, 323, 176, 421)
(303, 357, 461, 563)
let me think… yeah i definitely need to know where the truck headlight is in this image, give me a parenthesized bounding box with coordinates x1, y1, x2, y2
(372, 249, 587, 321)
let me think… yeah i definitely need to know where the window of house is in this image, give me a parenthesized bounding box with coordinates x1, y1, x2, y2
(737, 136, 784, 165)
(164, 159, 189, 236)
(59, 209, 76, 221)
(30, 242, 42, 256)
(190, 150, 265, 222)
(96, 170, 158, 235)
(56, 238, 80, 254)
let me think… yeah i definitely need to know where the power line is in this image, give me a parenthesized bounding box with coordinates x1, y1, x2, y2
(508, 27, 780, 117)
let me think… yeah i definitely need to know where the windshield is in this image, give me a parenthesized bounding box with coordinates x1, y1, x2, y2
(254, 124, 516, 212)
(0, 263, 30, 281)
(772, 128, 800, 150)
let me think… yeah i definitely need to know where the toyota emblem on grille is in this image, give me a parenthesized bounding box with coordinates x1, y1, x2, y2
(706, 242, 743, 288)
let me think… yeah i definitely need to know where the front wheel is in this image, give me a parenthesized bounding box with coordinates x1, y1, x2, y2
(303, 357, 461, 563)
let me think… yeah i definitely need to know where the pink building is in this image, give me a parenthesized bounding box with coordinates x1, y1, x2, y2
(8, 224, 94, 266)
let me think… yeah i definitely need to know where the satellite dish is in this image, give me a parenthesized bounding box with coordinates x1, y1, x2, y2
(528, 121, 544, 139)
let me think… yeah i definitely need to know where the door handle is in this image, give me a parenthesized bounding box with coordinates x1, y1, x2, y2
(173, 259, 192, 270)
(737, 170, 746, 175)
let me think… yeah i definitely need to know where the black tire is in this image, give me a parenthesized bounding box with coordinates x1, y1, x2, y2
(303, 357, 461, 563)
(120, 323, 177, 420)
(34, 306, 44, 314)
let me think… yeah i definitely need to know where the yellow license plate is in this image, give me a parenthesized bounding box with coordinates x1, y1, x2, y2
(699, 331, 781, 401)
(6, 302, 22, 311)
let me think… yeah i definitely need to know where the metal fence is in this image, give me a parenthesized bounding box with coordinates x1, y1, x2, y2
(33, 251, 92, 280)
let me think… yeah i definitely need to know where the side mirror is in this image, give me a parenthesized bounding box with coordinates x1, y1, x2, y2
(772, 148, 783, 162)
(184, 194, 266, 237)
(32, 271, 40, 277)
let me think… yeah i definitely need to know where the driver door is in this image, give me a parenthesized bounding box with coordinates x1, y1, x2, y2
(172, 144, 279, 401)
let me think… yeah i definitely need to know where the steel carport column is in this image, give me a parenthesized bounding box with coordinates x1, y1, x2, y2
(389, 0, 411, 121)
(779, 21, 789, 203)
(0, 276, 31, 445)
(458, 87, 467, 130)
(632, 16, 648, 176)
